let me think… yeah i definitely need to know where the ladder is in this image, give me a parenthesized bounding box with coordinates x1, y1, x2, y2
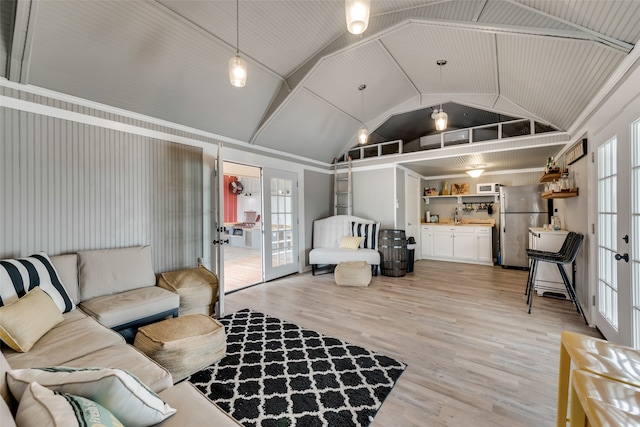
(334, 157, 352, 215)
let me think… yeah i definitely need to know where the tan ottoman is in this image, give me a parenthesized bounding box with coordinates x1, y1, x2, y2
(158, 266, 219, 316)
(134, 314, 226, 383)
(334, 261, 372, 286)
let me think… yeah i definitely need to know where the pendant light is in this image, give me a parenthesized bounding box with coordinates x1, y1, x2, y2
(432, 59, 448, 131)
(229, 0, 247, 87)
(357, 84, 368, 145)
(346, 0, 370, 35)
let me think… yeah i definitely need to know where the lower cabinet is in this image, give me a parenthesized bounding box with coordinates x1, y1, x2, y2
(421, 225, 493, 265)
(475, 227, 493, 263)
(421, 226, 434, 257)
(433, 229, 454, 257)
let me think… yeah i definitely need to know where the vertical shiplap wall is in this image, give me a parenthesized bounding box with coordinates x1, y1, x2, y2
(0, 107, 203, 273)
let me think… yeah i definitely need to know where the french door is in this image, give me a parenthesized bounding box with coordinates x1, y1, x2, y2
(262, 168, 299, 281)
(593, 116, 639, 347)
(212, 144, 226, 316)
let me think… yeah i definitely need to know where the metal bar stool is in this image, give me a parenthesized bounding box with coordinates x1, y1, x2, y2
(557, 330, 640, 427)
(525, 232, 586, 323)
(525, 231, 576, 299)
(569, 369, 640, 427)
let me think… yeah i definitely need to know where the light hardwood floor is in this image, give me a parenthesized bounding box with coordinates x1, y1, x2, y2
(223, 259, 599, 427)
(223, 246, 262, 293)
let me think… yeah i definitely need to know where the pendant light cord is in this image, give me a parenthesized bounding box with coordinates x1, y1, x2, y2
(236, 0, 240, 55)
(358, 84, 366, 124)
(439, 64, 442, 111)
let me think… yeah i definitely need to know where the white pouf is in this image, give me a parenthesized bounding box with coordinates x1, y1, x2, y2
(334, 261, 372, 286)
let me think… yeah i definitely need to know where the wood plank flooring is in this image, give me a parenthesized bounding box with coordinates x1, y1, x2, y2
(223, 246, 262, 292)
(223, 259, 600, 427)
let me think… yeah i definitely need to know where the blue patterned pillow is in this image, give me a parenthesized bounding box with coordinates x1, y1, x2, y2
(0, 252, 75, 313)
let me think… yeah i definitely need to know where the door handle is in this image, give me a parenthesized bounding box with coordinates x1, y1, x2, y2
(615, 253, 629, 262)
(623, 234, 629, 243)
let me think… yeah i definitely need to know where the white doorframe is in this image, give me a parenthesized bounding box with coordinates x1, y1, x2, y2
(405, 173, 421, 259)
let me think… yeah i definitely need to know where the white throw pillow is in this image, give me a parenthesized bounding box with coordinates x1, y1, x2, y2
(8, 367, 176, 427)
(15, 381, 123, 427)
(339, 236, 363, 250)
(0, 252, 75, 313)
(0, 395, 16, 427)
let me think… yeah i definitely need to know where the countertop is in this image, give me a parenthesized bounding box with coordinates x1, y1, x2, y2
(529, 227, 568, 233)
(421, 219, 495, 227)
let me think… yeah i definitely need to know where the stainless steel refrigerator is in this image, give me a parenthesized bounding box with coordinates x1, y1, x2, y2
(499, 184, 549, 269)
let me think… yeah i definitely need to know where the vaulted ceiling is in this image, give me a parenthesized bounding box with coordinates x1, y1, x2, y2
(2, 0, 640, 171)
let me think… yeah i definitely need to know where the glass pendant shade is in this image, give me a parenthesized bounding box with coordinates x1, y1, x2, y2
(346, 0, 370, 35)
(229, 54, 247, 87)
(434, 109, 448, 131)
(466, 169, 484, 178)
(358, 126, 368, 145)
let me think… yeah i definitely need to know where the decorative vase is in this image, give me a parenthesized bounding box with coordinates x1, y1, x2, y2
(442, 181, 450, 195)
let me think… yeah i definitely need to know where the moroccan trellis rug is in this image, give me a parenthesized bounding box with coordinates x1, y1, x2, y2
(187, 309, 406, 427)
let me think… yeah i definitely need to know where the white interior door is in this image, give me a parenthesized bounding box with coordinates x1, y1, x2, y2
(262, 168, 299, 281)
(405, 173, 420, 255)
(211, 144, 225, 316)
(593, 123, 635, 346)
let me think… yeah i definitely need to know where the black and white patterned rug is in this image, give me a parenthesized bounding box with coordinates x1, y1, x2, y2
(187, 309, 406, 427)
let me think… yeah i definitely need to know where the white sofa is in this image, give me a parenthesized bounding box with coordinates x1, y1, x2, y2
(309, 215, 381, 275)
(0, 246, 240, 426)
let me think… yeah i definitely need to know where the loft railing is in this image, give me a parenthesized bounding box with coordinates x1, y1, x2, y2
(339, 118, 545, 163)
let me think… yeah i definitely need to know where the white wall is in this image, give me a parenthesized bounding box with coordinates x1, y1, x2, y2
(1, 100, 203, 273)
(352, 167, 395, 227)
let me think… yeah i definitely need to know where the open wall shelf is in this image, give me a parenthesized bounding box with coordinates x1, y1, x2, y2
(542, 188, 579, 199)
(422, 194, 499, 204)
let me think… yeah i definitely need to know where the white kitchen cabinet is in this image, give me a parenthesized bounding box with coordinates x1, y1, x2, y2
(421, 226, 433, 257)
(475, 227, 493, 263)
(453, 228, 475, 260)
(433, 229, 454, 258)
(528, 228, 570, 298)
(422, 225, 493, 266)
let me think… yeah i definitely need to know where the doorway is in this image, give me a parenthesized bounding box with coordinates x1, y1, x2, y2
(223, 162, 263, 292)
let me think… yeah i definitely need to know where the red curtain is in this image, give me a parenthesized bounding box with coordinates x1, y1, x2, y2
(224, 176, 238, 223)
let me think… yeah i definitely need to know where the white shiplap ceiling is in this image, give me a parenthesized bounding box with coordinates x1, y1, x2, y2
(3, 0, 640, 173)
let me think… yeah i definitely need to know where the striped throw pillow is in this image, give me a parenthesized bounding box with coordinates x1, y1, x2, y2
(0, 253, 75, 313)
(16, 382, 124, 427)
(351, 222, 380, 250)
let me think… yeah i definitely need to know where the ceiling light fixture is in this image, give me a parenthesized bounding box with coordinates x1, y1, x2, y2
(229, 0, 247, 87)
(346, 0, 370, 35)
(357, 84, 368, 145)
(432, 59, 448, 131)
(466, 164, 486, 178)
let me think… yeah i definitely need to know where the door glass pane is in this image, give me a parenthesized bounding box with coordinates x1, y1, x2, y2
(632, 120, 640, 346)
(270, 177, 293, 268)
(598, 137, 618, 329)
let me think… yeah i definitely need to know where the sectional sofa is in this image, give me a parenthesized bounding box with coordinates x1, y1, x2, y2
(0, 246, 240, 426)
